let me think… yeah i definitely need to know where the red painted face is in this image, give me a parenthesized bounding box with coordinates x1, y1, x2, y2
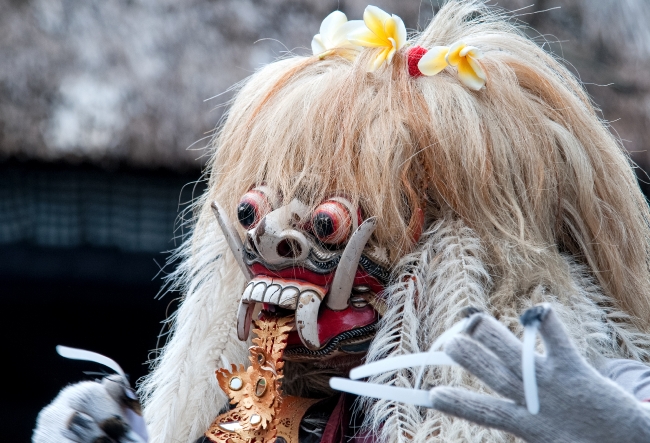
(231, 189, 389, 361)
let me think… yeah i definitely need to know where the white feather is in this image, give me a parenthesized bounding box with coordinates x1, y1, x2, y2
(359, 215, 495, 443)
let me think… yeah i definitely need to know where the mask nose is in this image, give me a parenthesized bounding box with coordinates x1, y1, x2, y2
(275, 237, 304, 259)
(250, 199, 310, 265)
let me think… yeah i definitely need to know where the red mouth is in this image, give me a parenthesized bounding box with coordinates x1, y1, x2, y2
(245, 263, 383, 356)
(248, 263, 385, 294)
(283, 304, 377, 348)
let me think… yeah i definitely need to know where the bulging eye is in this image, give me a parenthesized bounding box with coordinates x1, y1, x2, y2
(237, 188, 272, 229)
(311, 199, 354, 244)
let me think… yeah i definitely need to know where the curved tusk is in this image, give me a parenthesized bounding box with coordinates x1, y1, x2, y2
(236, 299, 256, 341)
(295, 290, 322, 350)
(211, 201, 253, 280)
(326, 217, 377, 311)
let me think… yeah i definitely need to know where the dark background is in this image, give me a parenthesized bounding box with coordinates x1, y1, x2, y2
(0, 160, 203, 442)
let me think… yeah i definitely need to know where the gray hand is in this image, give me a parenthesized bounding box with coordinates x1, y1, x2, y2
(33, 375, 148, 443)
(429, 306, 650, 443)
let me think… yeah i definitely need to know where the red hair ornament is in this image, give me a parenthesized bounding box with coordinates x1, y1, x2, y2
(407, 45, 428, 77)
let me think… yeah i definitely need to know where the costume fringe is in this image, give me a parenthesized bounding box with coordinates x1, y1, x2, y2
(138, 213, 250, 443)
(360, 214, 650, 443)
(139, 212, 650, 442)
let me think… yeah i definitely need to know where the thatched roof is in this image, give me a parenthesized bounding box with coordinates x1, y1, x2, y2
(0, 0, 336, 169)
(2, 0, 649, 170)
(503, 0, 650, 169)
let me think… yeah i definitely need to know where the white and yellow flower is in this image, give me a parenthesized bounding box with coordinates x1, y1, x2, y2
(418, 41, 486, 90)
(346, 5, 407, 72)
(311, 11, 360, 58)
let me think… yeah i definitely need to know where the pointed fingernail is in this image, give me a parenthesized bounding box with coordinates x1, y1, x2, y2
(461, 308, 484, 335)
(520, 304, 550, 326)
(460, 306, 481, 318)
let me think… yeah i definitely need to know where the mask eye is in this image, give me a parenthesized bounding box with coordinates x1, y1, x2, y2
(237, 188, 272, 229)
(311, 199, 354, 245)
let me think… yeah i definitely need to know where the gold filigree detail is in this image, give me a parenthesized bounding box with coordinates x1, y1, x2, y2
(206, 316, 296, 443)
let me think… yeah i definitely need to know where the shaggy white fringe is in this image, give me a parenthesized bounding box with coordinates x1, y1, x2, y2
(139, 210, 650, 443)
(359, 214, 650, 443)
(138, 212, 250, 443)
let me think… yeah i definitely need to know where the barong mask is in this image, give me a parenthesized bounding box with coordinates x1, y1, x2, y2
(212, 187, 392, 360)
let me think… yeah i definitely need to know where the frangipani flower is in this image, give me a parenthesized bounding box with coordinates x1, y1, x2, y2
(311, 11, 360, 57)
(446, 42, 486, 90)
(418, 41, 486, 90)
(346, 5, 407, 72)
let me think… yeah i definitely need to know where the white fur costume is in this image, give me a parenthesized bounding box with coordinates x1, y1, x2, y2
(139, 212, 650, 443)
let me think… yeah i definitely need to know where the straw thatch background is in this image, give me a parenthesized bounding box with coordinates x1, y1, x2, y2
(2, 0, 650, 170)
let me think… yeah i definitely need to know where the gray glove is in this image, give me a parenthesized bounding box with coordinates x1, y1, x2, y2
(429, 305, 650, 443)
(33, 375, 148, 443)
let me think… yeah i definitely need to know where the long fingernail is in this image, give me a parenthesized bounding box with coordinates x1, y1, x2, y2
(520, 304, 549, 326)
(462, 309, 484, 335)
(460, 306, 481, 319)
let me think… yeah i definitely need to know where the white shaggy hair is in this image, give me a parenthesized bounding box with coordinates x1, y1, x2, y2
(138, 209, 250, 442)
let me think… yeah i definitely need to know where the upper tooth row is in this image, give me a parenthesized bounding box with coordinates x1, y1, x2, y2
(242, 280, 300, 309)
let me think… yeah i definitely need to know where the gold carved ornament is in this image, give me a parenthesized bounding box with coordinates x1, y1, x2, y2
(205, 316, 318, 443)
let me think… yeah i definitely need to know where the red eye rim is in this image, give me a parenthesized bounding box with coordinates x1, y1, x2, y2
(237, 187, 273, 229)
(311, 197, 360, 245)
